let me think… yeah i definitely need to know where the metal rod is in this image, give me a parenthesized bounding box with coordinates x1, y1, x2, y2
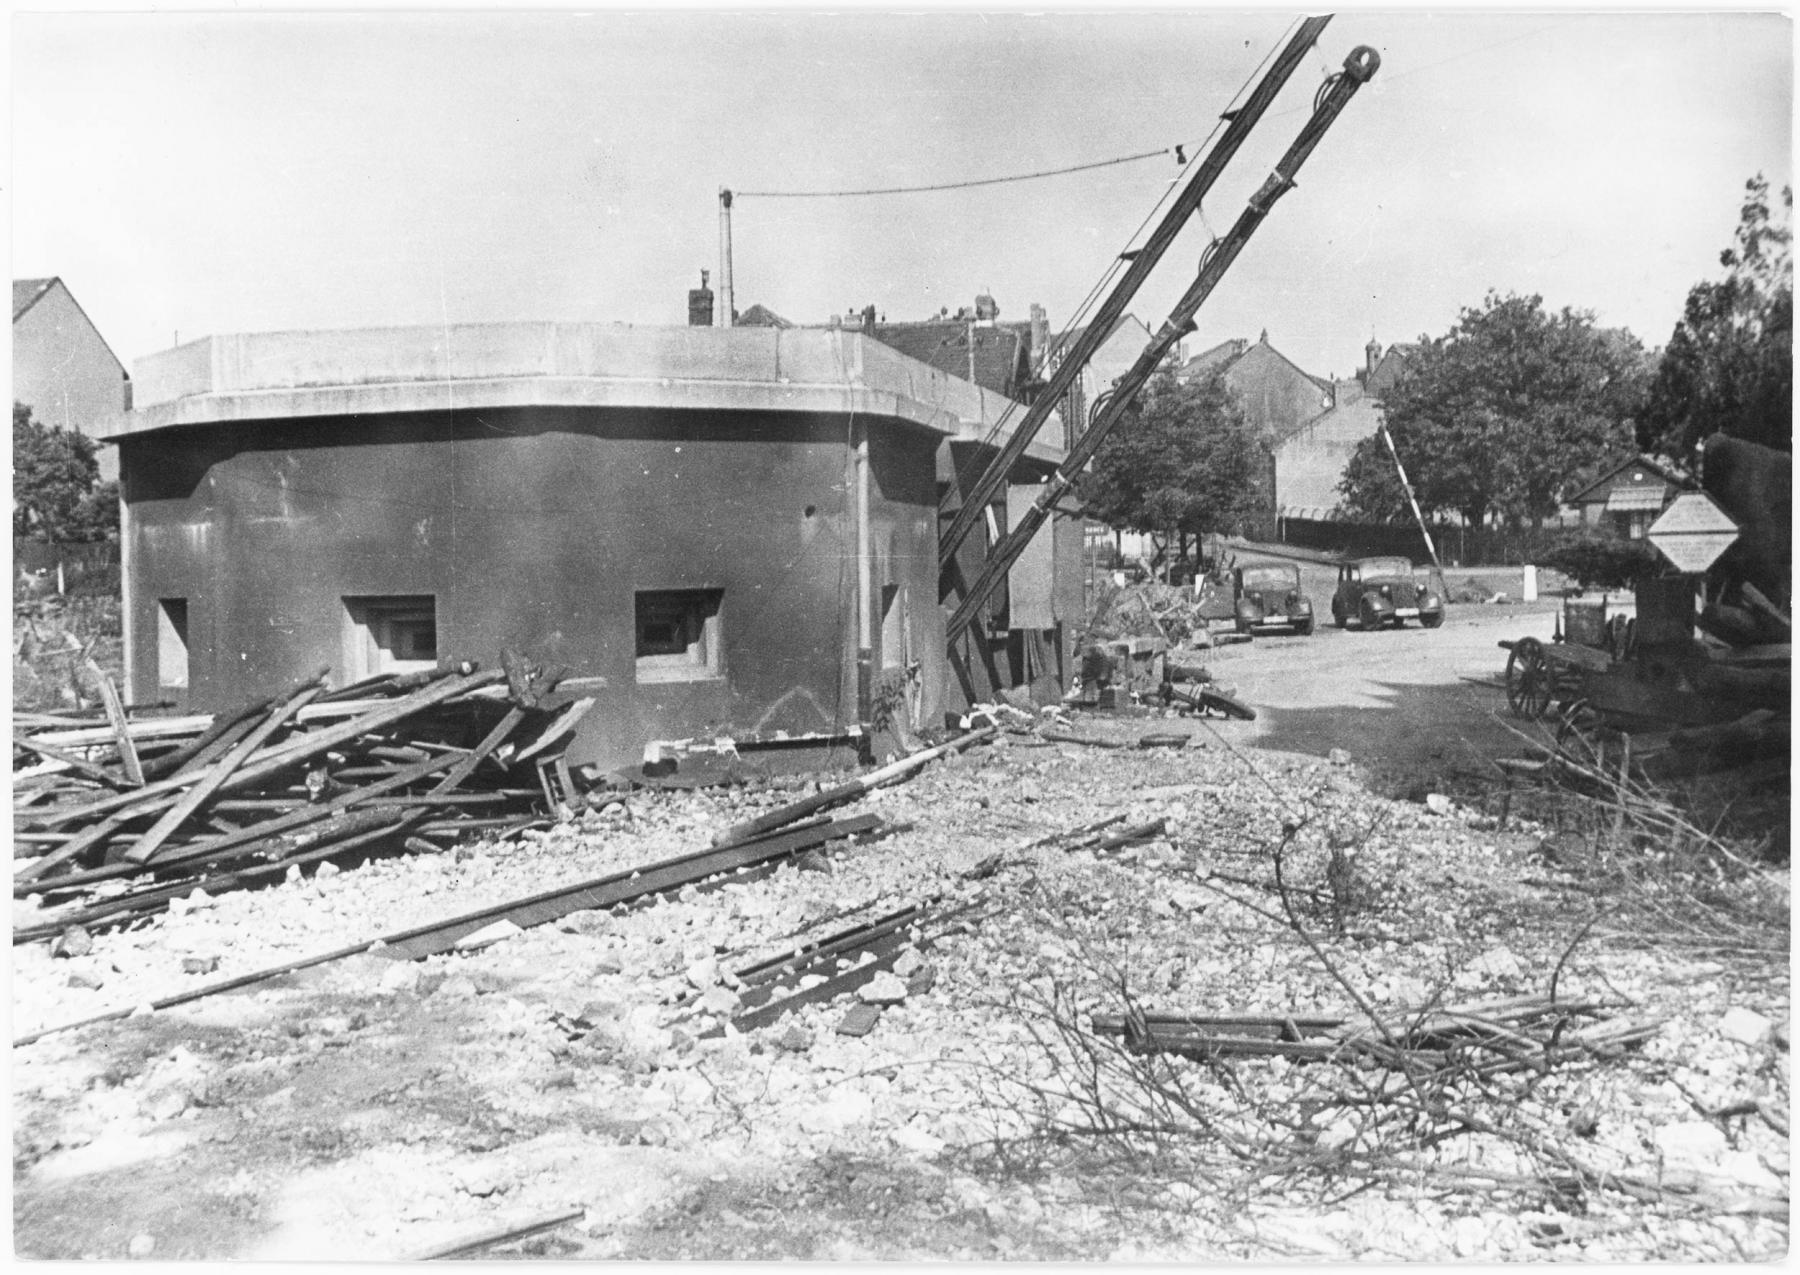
(1379, 420, 1442, 568)
(410, 1208, 588, 1261)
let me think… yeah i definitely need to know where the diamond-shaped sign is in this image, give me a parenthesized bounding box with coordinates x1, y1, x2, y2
(1648, 492, 1739, 574)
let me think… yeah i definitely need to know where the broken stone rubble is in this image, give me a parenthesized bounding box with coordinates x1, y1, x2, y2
(10, 710, 1789, 1264)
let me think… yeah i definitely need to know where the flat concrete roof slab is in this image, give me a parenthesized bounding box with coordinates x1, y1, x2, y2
(107, 322, 1064, 464)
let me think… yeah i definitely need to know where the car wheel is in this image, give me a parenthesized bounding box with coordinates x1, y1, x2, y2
(1331, 604, 1347, 629)
(1296, 616, 1314, 636)
(1421, 611, 1444, 629)
(1358, 598, 1381, 630)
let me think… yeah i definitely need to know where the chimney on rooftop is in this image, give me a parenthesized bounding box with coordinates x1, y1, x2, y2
(1029, 303, 1048, 368)
(688, 270, 715, 327)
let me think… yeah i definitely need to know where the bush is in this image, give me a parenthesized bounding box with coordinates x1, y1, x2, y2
(1538, 530, 1663, 591)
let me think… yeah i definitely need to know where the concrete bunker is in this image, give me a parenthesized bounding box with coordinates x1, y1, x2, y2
(106, 322, 1074, 772)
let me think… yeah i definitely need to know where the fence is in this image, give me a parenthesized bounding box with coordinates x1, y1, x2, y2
(1277, 517, 1573, 567)
(14, 539, 121, 597)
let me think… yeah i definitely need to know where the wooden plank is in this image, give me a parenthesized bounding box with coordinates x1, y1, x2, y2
(20, 749, 467, 895)
(18, 810, 423, 941)
(13, 811, 131, 882)
(145, 710, 262, 781)
(29, 715, 213, 750)
(428, 706, 528, 795)
(84, 660, 143, 786)
(139, 688, 295, 781)
(11, 733, 135, 791)
(23, 667, 505, 832)
(121, 679, 328, 864)
(140, 747, 463, 867)
(513, 698, 596, 763)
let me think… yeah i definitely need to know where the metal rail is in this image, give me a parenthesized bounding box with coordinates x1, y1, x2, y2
(12, 813, 882, 1046)
(946, 45, 1382, 644)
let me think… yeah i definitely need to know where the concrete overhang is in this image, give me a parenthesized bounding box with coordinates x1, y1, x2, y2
(102, 322, 1065, 466)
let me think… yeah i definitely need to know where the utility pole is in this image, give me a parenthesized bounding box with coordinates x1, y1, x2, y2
(718, 188, 735, 327)
(944, 43, 1382, 646)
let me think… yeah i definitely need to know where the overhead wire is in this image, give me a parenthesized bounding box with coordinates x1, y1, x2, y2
(733, 148, 1172, 200)
(728, 11, 1306, 419)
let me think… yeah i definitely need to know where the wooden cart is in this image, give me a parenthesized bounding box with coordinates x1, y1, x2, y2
(1500, 597, 1622, 720)
(1501, 593, 1747, 735)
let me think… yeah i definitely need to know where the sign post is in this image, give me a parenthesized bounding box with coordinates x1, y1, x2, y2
(1647, 492, 1740, 575)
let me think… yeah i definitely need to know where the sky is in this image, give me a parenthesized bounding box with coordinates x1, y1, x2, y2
(10, 8, 1793, 383)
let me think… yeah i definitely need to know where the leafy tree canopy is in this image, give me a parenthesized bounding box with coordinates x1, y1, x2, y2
(1639, 174, 1792, 456)
(13, 402, 118, 543)
(1078, 371, 1271, 541)
(1337, 293, 1650, 530)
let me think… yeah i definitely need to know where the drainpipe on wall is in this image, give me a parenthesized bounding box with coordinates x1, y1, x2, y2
(119, 489, 134, 706)
(855, 421, 873, 725)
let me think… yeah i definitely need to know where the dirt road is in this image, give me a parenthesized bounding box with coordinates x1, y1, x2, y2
(1205, 600, 1560, 796)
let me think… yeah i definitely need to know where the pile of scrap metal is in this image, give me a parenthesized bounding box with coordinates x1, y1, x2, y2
(1084, 579, 1250, 652)
(13, 657, 594, 941)
(1067, 640, 1254, 720)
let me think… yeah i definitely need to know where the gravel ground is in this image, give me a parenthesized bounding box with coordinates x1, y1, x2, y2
(12, 698, 1789, 1261)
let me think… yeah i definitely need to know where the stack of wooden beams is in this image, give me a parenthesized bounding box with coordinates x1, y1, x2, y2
(13, 662, 597, 942)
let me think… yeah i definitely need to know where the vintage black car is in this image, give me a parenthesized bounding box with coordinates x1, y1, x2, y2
(1330, 556, 1445, 630)
(1232, 560, 1314, 635)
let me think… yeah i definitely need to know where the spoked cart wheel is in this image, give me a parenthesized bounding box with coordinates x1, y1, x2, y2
(1505, 636, 1554, 720)
(1554, 699, 1605, 767)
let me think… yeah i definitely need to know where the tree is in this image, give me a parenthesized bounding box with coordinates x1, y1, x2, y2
(13, 402, 118, 543)
(1337, 293, 1649, 532)
(1079, 371, 1271, 551)
(1638, 174, 1792, 456)
(1334, 429, 1413, 525)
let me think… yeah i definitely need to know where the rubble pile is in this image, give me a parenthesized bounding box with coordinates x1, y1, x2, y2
(11, 702, 1789, 1261)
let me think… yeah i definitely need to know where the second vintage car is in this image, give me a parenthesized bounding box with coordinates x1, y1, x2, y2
(1232, 559, 1315, 635)
(1331, 556, 1445, 630)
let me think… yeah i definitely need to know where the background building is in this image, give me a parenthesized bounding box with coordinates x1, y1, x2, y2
(13, 276, 130, 483)
(1566, 455, 1683, 539)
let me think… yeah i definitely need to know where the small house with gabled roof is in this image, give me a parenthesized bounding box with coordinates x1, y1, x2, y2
(1566, 455, 1685, 539)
